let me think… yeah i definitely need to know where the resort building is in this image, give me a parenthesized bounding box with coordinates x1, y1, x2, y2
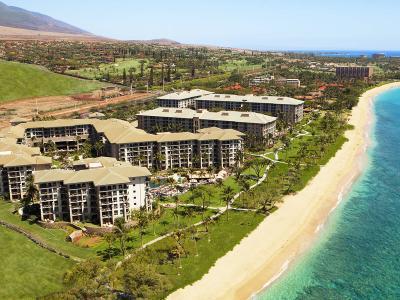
(111, 128, 244, 170)
(0, 140, 51, 201)
(195, 94, 304, 123)
(34, 157, 151, 226)
(137, 107, 277, 138)
(157, 89, 214, 108)
(4, 118, 244, 171)
(336, 66, 374, 79)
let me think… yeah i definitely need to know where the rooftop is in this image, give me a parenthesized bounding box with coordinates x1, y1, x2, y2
(137, 107, 277, 124)
(0, 141, 50, 167)
(157, 89, 214, 101)
(196, 94, 304, 105)
(34, 164, 151, 186)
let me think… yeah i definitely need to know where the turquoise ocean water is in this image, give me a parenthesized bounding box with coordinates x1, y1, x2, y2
(256, 87, 400, 300)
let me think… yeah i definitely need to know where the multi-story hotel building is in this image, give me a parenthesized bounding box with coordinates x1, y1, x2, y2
(110, 128, 244, 170)
(0, 140, 51, 201)
(34, 157, 151, 226)
(5, 118, 244, 171)
(157, 90, 304, 123)
(194, 94, 304, 123)
(136, 107, 277, 138)
(157, 89, 214, 108)
(336, 66, 373, 79)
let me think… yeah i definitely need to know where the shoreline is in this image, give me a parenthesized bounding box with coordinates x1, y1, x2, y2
(167, 82, 400, 300)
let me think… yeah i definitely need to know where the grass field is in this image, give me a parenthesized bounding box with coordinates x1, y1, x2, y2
(0, 226, 73, 299)
(0, 199, 215, 261)
(145, 210, 265, 298)
(0, 200, 99, 259)
(0, 60, 104, 103)
(66, 58, 149, 80)
(219, 59, 264, 72)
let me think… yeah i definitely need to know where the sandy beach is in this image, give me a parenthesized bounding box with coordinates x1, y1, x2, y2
(168, 82, 400, 300)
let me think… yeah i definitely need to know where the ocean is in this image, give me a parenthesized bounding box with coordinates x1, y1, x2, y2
(256, 87, 400, 299)
(286, 50, 400, 58)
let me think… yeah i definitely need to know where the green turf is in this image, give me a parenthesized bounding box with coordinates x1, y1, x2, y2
(0, 199, 214, 261)
(0, 60, 104, 103)
(0, 200, 99, 259)
(150, 210, 265, 297)
(0, 226, 73, 299)
(66, 58, 149, 80)
(219, 59, 263, 72)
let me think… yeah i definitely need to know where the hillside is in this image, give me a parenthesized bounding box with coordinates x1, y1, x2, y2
(0, 226, 73, 299)
(0, 60, 104, 103)
(0, 25, 107, 41)
(0, 1, 89, 35)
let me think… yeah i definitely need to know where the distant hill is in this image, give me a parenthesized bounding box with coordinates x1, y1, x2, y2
(0, 60, 104, 103)
(128, 38, 181, 46)
(0, 1, 90, 35)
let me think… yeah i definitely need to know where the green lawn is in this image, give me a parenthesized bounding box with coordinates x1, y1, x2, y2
(0, 226, 73, 299)
(66, 58, 149, 80)
(0, 199, 213, 261)
(0, 200, 101, 259)
(148, 210, 265, 298)
(100, 207, 215, 259)
(0, 60, 104, 103)
(219, 59, 263, 72)
(163, 176, 241, 207)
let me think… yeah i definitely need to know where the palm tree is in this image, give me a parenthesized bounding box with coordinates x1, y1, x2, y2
(222, 185, 235, 220)
(21, 174, 39, 209)
(172, 195, 180, 228)
(103, 232, 116, 259)
(203, 216, 215, 242)
(189, 226, 199, 257)
(238, 178, 251, 208)
(94, 141, 104, 157)
(132, 208, 149, 247)
(113, 217, 128, 256)
(172, 231, 186, 273)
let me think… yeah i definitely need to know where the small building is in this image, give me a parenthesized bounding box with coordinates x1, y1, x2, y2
(276, 78, 301, 88)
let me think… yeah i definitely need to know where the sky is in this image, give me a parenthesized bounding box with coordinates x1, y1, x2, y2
(3, 0, 400, 50)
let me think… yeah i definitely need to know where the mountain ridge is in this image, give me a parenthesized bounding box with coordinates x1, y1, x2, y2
(0, 1, 90, 35)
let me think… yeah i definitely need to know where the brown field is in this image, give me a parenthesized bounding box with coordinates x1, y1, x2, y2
(0, 92, 155, 128)
(0, 25, 110, 41)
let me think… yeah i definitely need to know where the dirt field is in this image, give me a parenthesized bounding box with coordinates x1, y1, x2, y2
(0, 25, 108, 41)
(0, 92, 155, 128)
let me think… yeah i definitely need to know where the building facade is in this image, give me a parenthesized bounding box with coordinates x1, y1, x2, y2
(195, 94, 304, 123)
(336, 66, 373, 79)
(5, 118, 244, 171)
(34, 158, 151, 226)
(157, 91, 304, 124)
(0, 141, 51, 201)
(137, 107, 277, 138)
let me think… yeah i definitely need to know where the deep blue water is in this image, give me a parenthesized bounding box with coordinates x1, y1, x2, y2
(256, 87, 400, 299)
(286, 50, 400, 58)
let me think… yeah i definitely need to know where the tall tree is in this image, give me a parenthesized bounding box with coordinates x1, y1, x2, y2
(222, 185, 235, 220)
(114, 217, 128, 256)
(122, 68, 127, 85)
